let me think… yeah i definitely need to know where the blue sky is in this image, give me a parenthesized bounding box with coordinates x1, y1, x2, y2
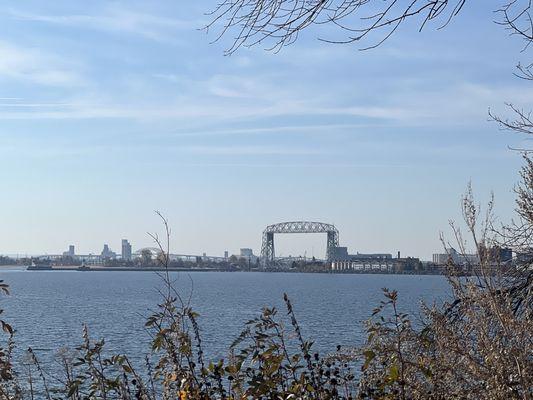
(0, 1, 531, 260)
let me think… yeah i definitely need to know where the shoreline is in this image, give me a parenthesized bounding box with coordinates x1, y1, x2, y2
(25, 266, 227, 272)
(0, 265, 448, 275)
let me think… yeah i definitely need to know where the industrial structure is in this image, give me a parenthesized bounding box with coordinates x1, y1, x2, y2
(101, 244, 117, 259)
(63, 245, 75, 257)
(260, 221, 339, 264)
(330, 248, 421, 273)
(330, 246, 392, 261)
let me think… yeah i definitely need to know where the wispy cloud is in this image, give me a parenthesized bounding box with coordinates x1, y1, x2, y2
(178, 145, 325, 156)
(170, 123, 390, 137)
(0, 102, 70, 108)
(8, 7, 199, 42)
(161, 162, 409, 168)
(0, 40, 86, 86)
(0, 99, 416, 122)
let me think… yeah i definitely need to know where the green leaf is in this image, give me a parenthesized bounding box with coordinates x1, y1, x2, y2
(389, 364, 399, 381)
(362, 350, 375, 371)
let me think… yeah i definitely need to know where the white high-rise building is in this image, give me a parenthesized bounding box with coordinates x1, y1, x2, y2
(121, 239, 132, 261)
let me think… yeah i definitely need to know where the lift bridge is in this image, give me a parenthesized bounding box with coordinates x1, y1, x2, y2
(261, 221, 339, 264)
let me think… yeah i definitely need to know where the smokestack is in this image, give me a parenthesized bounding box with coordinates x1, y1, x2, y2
(397, 251, 401, 259)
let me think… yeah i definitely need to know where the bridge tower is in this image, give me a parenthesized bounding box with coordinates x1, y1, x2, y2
(262, 232, 275, 261)
(327, 230, 339, 261)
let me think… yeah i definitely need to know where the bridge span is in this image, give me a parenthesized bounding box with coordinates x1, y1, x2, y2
(261, 221, 339, 264)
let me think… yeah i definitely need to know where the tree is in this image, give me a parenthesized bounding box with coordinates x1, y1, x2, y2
(238, 257, 248, 268)
(208, 0, 531, 53)
(140, 249, 153, 266)
(493, 156, 533, 315)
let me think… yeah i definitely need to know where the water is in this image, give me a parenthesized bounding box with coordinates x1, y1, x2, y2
(0, 268, 450, 371)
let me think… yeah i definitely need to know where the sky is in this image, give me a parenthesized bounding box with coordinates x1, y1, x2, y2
(0, 1, 531, 260)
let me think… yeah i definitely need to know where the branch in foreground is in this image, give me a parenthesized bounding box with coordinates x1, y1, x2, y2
(206, 0, 467, 53)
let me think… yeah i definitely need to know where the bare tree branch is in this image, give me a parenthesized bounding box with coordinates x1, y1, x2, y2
(496, 0, 533, 50)
(490, 103, 533, 137)
(206, 0, 468, 54)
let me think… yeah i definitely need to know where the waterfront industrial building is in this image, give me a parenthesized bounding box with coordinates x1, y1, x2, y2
(330, 247, 421, 272)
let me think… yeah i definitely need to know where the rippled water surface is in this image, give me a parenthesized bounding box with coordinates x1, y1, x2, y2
(0, 268, 450, 369)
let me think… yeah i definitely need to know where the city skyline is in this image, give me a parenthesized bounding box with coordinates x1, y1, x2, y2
(0, 1, 531, 260)
(0, 229, 486, 262)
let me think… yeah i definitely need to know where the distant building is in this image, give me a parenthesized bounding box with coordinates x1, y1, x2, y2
(330, 246, 394, 272)
(432, 248, 478, 266)
(393, 257, 422, 272)
(224, 251, 229, 259)
(479, 246, 512, 263)
(516, 248, 533, 264)
(101, 244, 117, 259)
(432, 252, 449, 265)
(331, 246, 392, 261)
(121, 239, 132, 261)
(240, 248, 254, 258)
(63, 245, 75, 257)
(499, 247, 513, 262)
(238, 248, 258, 264)
(331, 247, 349, 260)
(353, 252, 392, 260)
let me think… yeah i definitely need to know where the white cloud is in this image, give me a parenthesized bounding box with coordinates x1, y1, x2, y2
(0, 98, 415, 122)
(9, 7, 199, 42)
(0, 52, 529, 133)
(0, 40, 86, 86)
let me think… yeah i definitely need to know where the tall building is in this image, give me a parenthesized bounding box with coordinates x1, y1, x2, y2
(121, 239, 132, 261)
(63, 245, 75, 257)
(101, 244, 116, 259)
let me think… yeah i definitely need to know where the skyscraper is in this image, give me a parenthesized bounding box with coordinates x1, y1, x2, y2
(121, 239, 132, 261)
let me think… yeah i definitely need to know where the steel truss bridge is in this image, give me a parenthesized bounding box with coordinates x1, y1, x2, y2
(261, 221, 339, 264)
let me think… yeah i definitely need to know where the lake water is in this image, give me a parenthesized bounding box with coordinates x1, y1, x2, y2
(0, 268, 450, 371)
